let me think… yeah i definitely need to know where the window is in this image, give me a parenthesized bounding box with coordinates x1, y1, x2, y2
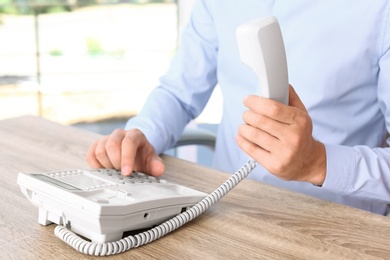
(0, 0, 177, 124)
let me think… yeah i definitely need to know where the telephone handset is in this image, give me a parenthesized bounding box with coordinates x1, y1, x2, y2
(236, 16, 289, 104)
(17, 16, 288, 256)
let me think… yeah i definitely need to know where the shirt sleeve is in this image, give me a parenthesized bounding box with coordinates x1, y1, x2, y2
(323, 144, 390, 202)
(322, 14, 390, 203)
(125, 0, 218, 154)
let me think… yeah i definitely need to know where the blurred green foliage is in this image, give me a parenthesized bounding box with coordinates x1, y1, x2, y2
(0, 0, 95, 14)
(0, 0, 174, 15)
(85, 37, 103, 56)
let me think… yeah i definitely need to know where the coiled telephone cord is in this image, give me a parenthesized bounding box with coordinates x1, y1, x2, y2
(54, 159, 258, 256)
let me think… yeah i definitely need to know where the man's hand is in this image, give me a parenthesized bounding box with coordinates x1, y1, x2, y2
(86, 128, 165, 177)
(235, 85, 326, 186)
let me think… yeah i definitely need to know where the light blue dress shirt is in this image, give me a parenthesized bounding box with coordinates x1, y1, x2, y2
(126, 0, 390, 215)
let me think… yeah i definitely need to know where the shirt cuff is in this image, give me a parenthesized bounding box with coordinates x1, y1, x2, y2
(321, 143, 357, 194)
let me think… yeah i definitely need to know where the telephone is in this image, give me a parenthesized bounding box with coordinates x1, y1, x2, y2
(17, 169, 207, 243)
(17, 15, 288, 256)
(17, 161, 257, 256)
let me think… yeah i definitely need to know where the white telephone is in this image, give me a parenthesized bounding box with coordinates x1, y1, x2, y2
(17, 169, 207, 243)
(17, 16, 288, 256)
(17, 162, 257, 256)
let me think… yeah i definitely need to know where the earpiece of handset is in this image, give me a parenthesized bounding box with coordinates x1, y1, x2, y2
(236, 16, 289, 105)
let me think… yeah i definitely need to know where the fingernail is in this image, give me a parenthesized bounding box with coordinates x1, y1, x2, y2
(121, 165, 131, 176)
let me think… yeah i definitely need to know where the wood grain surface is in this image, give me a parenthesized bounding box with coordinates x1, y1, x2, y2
(1, 115, 390, 260)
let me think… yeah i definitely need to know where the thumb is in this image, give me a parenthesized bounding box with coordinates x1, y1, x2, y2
(288, 85, 308, 113)
(149, 154, 165, 177)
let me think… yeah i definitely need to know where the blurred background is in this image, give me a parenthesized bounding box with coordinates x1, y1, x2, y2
(0, 0, 221, 165)
(0, 0, 178, 124)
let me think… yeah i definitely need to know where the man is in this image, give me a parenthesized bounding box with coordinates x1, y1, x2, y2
(87, 0, 390, 215)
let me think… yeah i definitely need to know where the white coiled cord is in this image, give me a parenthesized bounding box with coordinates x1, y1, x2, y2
(54, 159, 258, 256)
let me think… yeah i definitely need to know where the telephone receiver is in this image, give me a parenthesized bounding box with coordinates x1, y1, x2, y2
(236, 16, 289, 104)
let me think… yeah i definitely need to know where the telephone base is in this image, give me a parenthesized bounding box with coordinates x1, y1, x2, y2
(17, 169, 207, 243)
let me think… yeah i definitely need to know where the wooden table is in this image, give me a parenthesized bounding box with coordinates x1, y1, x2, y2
(1, 115, 390, 260)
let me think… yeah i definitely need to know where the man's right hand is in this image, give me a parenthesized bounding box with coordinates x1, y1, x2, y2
(86, 128, 165, 177)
